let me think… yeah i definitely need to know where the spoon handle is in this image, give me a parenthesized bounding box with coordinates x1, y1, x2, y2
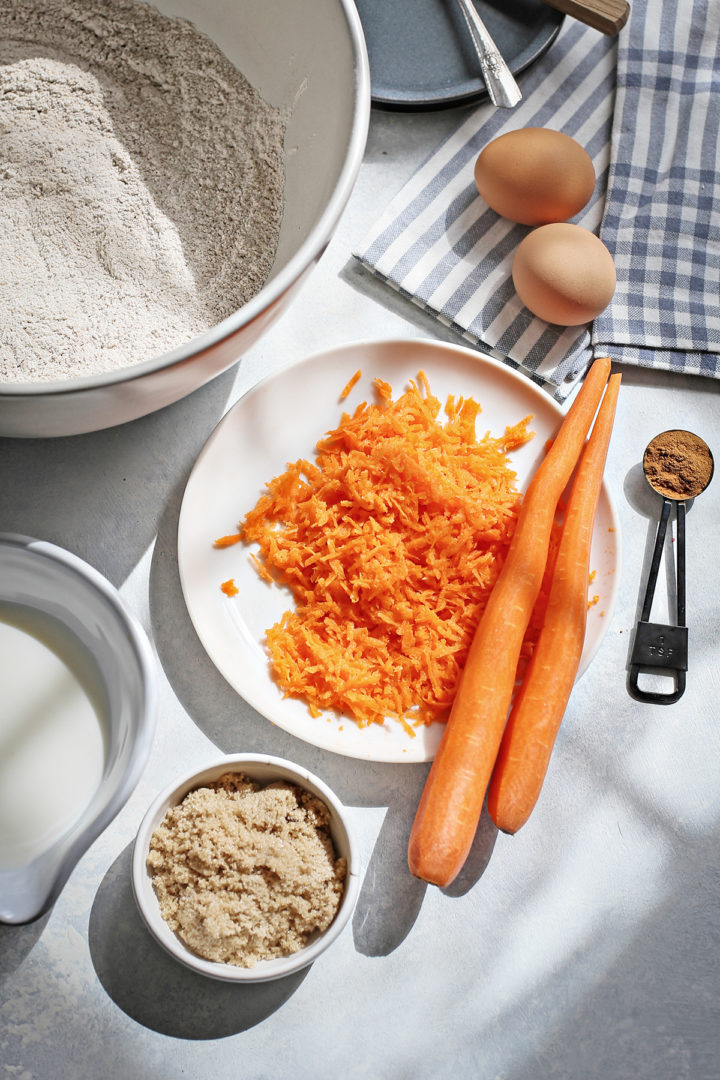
(639, 496, 672, 623)
(541, 0, 630, 36)
(676, 499, 686, 626)
(455, 0, 522, 109)
(628, 497, 688, 705)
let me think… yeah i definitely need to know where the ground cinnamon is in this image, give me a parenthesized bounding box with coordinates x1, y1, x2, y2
(643, 429, 713, 500)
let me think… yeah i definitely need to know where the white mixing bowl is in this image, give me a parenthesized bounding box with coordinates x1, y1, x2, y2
(0, 0, 370, 438)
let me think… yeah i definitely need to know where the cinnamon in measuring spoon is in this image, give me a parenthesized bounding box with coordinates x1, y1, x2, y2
(643, 430, 714, 500)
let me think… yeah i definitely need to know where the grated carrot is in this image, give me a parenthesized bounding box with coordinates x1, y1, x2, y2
(214, 533, 242, 548)
(225, 373, 537, 731)
(340, 369, 362, 400)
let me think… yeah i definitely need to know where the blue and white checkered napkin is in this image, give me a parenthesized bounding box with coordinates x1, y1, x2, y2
(593, 0, 720, 379)
(354, 1, 720, 400)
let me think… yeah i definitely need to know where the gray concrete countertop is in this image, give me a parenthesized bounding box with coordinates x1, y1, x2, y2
(2, 100, 719, 1080)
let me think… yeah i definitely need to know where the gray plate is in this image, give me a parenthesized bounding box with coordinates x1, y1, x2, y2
(355, 0, 564, 109)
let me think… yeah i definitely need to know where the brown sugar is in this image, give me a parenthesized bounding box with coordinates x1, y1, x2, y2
(146, 773, 347, 968)
(643, 429, 713, 500)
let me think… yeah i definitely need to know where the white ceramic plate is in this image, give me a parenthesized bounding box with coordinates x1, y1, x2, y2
(178, 340, 621, 764)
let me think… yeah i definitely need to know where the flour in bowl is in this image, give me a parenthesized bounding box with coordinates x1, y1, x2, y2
(0, 0, 286, 383)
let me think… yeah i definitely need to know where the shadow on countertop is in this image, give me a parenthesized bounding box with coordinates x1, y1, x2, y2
(0, 910, 51, 978)
(88, 844, 307, 1039)
(0, 366, 236, 591)
(352, 790, 499, 957)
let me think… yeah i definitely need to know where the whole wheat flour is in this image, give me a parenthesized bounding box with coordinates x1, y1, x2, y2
(147, 773, 347, 968)
(0, 0, 286, 383)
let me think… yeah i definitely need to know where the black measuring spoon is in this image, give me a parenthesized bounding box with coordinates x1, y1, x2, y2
(628, 429, 714, 704)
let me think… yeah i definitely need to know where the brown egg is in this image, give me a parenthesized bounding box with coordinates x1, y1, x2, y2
(511, 223, 616, 326)
(474, 128, 596, 226)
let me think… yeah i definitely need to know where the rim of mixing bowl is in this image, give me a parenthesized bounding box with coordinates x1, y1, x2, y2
(0, 0, 371, 399)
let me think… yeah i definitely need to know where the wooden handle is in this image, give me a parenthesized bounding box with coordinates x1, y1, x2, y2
(542, 0, 630, 36)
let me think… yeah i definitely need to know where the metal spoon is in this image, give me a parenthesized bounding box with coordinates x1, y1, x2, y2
(455, 0, 523, 108)
(628, 430, 714, 704)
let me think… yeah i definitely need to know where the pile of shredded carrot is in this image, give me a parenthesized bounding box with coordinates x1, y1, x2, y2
(218, 372, 540, 734)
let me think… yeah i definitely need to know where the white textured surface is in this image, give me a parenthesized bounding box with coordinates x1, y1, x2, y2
(1, 101, 720, 1080)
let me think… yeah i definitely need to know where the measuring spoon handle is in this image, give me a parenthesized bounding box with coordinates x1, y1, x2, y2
(629, 497, 688, 704)
(639, 496, 671, 623)
(676, 499, 686, 626)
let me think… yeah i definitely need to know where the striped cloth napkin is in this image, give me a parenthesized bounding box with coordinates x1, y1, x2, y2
(594, 0, 720, 380)
(354, 1, 720, 400)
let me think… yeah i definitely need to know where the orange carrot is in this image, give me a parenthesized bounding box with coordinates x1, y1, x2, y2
(340, 368, 362, 399)
(407, 356, 612, 886)
(214, 533, 242, 548)
(487, 372, 621, 834)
